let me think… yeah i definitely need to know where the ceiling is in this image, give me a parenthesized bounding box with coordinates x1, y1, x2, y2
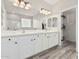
(2, 0, 59, 16)
(63, 8, 76, 14)
(44, 0, 59, 5)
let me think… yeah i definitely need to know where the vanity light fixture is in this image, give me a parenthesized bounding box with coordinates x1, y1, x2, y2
(25, 2, 31, 10)
(13, 0, 31, 10)
(19, 1, 25, 8)
(40, 8, 51, 15)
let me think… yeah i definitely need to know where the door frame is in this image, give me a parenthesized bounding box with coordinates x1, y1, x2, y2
(60, 5, 78, 52)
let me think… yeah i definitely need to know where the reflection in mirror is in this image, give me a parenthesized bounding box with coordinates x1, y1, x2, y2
(48, 17, 58, 27)
(52, 17, 58, 27)
(48, 18, 51, 27)
(21, 18, 32, 28)
(5, 12, 33, 30)
(6, 19, 21, 30)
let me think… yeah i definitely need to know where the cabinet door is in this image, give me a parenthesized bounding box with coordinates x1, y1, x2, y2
(33, 34, 43, 54)
(42, 34, 49, 50)
(11, 37, 21, 59)
(1, 37, 20, 59)
(47, 32, 59, 48)
(53, 32, 59, 45)
(19, 35, 35, 59)
(1, 37, 10, 59)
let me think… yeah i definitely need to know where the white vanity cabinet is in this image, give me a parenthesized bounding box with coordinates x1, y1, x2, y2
(1, 32, 59, 59)
(1, 37, 20, 59)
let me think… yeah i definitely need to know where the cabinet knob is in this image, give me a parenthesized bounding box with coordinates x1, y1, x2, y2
(8, 38, 11, 41)
(31, 39, 36, 41)
(31, 39, 33, 41)
(15, 42, 18, 44)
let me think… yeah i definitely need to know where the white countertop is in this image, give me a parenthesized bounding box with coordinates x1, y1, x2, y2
(1, 28, 59, 37)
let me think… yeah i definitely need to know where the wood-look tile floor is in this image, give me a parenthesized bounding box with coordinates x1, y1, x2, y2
(27, 41, 78, 59)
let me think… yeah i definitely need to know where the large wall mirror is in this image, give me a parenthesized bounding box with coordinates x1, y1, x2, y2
(6, 13, 33, 30)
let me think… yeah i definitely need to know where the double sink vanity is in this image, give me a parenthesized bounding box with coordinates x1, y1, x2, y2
(1, 7, 61, 59)
(1, 28, 59, 59)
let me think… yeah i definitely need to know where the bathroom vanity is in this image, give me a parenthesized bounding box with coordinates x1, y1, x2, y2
(1, 29, 59, 59)
(1, 6, 61, 59)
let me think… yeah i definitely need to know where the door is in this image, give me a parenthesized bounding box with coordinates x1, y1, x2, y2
(63, 8, 76, 42)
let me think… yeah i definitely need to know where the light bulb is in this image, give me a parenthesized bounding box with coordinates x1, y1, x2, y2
(43, 10, 47, 15)
(45, 11, 48, 15)
(25, 3, 31, 10)
(13, 2, 18, 6)
(13, 0, 19, 7)
(42, 9, 45, 12)
(19, 1, 25, 8)
(41, 9, 44, 14)
(42, 11, 45, 15)
(45, 10, 48, 14)
(15, 0, 18, 3)
(48, 11, 51, 14)
(26, 3, 31, 8)
(40, 10, 43, 13)
(25, 6, 29, 10)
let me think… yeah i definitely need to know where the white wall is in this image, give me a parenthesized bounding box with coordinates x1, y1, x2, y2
(52, 0, 78, 14)
(63, 9, 76, 42)
(1, 0, 7, 30)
